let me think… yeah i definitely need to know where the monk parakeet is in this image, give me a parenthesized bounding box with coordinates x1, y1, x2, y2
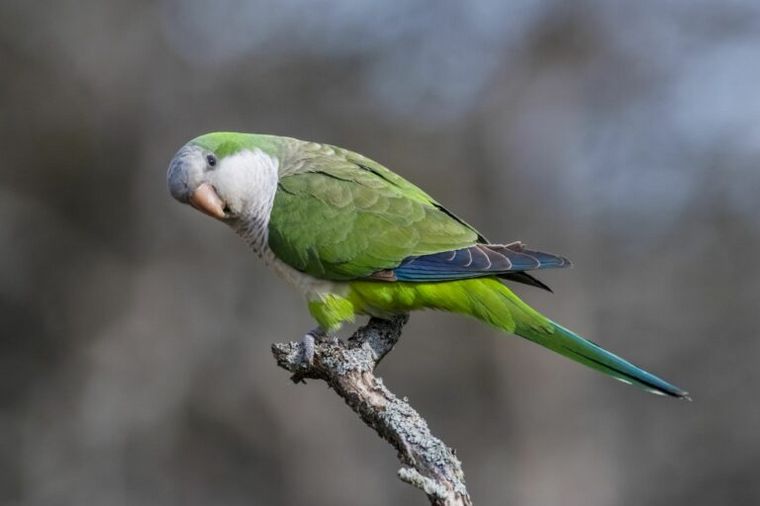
(167, 132, 688, 398)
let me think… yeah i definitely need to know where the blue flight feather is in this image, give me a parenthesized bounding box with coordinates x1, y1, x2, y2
(393, 243, 571, 282)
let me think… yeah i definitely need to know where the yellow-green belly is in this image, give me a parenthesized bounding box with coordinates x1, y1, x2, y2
(307, 278, 537, 334)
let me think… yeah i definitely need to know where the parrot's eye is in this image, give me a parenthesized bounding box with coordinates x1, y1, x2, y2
(206, 154, 217, 167)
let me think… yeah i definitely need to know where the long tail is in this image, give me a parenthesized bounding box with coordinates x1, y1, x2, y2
(458, 278, 689, 398)
(539, 320, 688, 398)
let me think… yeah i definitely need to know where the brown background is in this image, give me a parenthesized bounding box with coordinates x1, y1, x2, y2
(1, 1, 758, 505)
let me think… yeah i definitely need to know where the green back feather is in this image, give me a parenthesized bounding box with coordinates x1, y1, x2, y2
(268, 142, 483, 280)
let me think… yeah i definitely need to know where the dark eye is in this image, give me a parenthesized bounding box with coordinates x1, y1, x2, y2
(206, 154, 217, 167)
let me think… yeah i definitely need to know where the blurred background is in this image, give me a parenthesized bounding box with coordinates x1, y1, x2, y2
(2, 1, 759, 504)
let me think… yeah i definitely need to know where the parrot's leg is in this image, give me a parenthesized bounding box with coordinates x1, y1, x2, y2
(301, 326, 327, 366)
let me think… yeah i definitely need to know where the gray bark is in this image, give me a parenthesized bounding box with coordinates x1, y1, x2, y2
(271, 315, 473, 506)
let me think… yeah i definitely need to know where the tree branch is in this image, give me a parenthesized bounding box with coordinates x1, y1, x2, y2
(271, 315, 472, 506)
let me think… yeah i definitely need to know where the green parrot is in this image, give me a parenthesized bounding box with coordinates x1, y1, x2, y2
(167, 132, 688, 398)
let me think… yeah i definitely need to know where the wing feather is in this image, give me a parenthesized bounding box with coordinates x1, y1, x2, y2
(392, 243, 571, 282)
(268, 141, 569, 287)
(268, 147, 479, 280)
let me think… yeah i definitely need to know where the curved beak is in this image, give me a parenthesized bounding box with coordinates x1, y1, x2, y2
(189, 183, 227, 219)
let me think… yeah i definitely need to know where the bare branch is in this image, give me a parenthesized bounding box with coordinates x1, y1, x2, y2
(271, 315, 472, 506)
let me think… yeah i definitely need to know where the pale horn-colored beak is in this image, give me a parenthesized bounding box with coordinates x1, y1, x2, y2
(189, 183, 227, 219)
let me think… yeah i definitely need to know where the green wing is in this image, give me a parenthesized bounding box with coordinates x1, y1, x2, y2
(268, 144, 482, 281)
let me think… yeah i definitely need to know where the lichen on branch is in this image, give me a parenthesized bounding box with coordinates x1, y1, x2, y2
(271, 315, 473, 506)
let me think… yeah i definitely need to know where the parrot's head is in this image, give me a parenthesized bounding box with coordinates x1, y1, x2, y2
(167, 132, 280, 223)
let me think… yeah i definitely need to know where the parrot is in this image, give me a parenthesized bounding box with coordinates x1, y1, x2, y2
(167, 131, 688, 398)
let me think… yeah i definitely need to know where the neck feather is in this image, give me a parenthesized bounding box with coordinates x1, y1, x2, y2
(213, 148, 279, 256)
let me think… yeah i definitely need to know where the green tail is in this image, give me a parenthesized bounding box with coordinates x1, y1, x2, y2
(349, 277, 688, 398)
(461, 279, 689, 398)
(538, 320, 688, 398)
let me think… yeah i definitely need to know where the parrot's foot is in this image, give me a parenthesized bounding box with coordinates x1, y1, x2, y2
(300, 327, 326, 366)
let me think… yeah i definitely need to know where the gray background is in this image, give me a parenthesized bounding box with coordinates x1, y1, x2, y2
(1, 1, 759, 504)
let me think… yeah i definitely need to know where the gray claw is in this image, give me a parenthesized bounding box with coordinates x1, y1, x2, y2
(301, 333, 316, 366)
(300, 327, 326, 366)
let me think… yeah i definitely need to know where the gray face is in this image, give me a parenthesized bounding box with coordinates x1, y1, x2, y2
(167, 144, 207, 203)
(166, 143, 228, 219)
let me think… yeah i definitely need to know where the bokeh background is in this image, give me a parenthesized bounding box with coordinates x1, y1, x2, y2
(2, 1, 759, 504)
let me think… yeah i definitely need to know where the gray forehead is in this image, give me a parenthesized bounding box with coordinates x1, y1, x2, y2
(167, 144, 204, 202)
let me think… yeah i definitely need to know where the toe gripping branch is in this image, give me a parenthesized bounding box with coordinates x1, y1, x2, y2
(271, 315, 473, 506)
